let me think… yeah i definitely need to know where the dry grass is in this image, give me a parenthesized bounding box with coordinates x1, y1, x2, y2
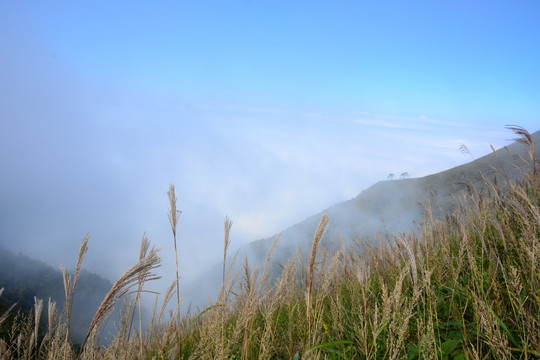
(305, 210, 329, 349)
(60, 233, 89, 358)
(1, 127, 539, 359)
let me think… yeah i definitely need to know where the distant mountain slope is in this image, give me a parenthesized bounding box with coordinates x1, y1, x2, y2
(186, 130, 540, 302)
(256, 130, 539, 256)
(0, 246, 115, 344)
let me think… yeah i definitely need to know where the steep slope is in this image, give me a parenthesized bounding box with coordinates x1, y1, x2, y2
(253, 130, 539, 258)
(187, 130, 540, 302)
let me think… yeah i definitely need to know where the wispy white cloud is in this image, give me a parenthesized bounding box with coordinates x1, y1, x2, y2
(352, 112, 501, 133)
(353, 118, 405, 128)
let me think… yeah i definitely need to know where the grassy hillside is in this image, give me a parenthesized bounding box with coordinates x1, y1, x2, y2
(0, 126, 538, 359)
(185, 129, 540, 302)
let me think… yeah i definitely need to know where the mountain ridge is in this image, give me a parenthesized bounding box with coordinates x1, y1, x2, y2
(0, 245, 116, 344)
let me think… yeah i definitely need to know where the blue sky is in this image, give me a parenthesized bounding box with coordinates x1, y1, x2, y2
(6, 1, 540, 119)
(1, 1, 539, 287)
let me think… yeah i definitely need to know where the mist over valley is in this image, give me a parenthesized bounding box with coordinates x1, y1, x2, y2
(2, 130, 538, 321)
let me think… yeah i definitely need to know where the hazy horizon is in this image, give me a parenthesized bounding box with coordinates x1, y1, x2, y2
(1, 1, 539, 296)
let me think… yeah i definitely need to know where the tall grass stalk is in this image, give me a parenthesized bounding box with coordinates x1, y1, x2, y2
(123, 235, 151, 360)
(223, 216, 232, 287)
(306, 211, 329, 348)
(167, 184, 182, 359)
(80, 244, 161, 354)
(61, 233, 89, 359)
